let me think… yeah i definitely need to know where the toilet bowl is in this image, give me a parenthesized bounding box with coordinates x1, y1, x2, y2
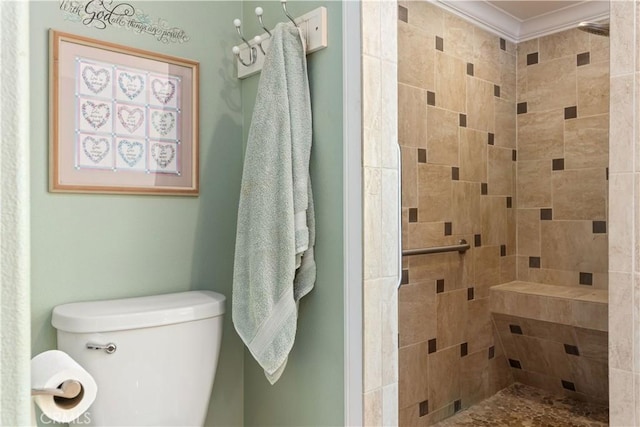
(52, 290, 225, 426)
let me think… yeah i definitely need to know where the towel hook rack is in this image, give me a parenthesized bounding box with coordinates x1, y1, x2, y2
(280, 0, 299, 28)
(255, 7, 272, 37)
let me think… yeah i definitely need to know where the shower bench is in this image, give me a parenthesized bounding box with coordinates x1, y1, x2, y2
(489, 281, 608, 403)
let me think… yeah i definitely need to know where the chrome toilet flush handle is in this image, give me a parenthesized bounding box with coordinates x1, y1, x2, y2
(86, 342, 117, 354)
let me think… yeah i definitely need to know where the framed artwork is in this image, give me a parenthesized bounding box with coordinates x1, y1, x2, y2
(49, 30, 199, 195)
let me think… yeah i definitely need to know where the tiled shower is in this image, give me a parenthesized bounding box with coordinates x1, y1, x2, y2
(397, 2, 609, 425)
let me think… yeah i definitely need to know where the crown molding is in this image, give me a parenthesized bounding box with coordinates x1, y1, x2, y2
(433, 0, 610, 43)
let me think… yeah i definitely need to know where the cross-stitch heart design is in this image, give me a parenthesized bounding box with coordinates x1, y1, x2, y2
(118, 72, 144, 100)
(81, 101, 111, 129)
(151, 143, 176, 169)
(117, 140, 144, 167)
(117, 106, 144, 133)
(151, 111, 175, 136)
(82, 66, 110, 94)
(82, 136, 110, 164)
(151, 79, 176, 104)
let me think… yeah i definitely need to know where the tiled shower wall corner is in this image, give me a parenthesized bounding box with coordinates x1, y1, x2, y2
(516, 28, 610, 289)
(362, 1, 400, 425)
(397, 2, 515, 424)
(608, 1, 640, 425)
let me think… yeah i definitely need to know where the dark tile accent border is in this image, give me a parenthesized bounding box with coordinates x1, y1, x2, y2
(540, 208, 553, 220)
(409, 208, 418, 223)
(527, 52, 539, 65)
(467, 62, 474, 76)
(500, 38, 506, 50)
(561, 380, 576, 391)
(454, 400, 462, 413)
(418, 148, 427, 163)
(579, 272, 593, 286)
(494, 85, 500, 98)
(488, 132, 495, 145)
(506, 197, 512, 208)
(444, 222, 452, 236)
(436, 36, 444, 51)
(436, 279, 445, 294)
(428, 338, 437, 354)
(452, 167, 460, 180)
(460, 342, 468, 357)
(481, 183, 488, 195)
(401, 269, 409, 285)
(529, 256, 541, 268)
(508, 358, 522, 369)
(459, 113, 467, 127)
(512, 150, 517, 161)
(552, 158, 565, 171)
(474, 234, 482, 247)
(427, 91, 436, 106)
(517, 102, 527, 114)
(564, 344, 580, 356)
(564, 106, 578, 119)
(500, 244, 506, 256)
(509, 324, 523, 335)
(419, 400, 429, 417)
(488, 346, 495, 359)
(593, 221, 607, 233)
(467, 287, 475, 301)
(577, 52, 590, 66)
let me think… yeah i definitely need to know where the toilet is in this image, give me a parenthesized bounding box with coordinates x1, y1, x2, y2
(52, 290, 225, 426)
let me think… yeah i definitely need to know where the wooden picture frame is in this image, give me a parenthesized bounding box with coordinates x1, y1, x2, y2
(50, 30, 199, 195)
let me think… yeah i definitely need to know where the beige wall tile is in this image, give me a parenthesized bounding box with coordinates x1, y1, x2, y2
(564, 114, 609, 169)
(473, 28, 501, 75)
(364, 126, 381, 168)
(364, 389, 383, 427)
(443, 12, 475, 61)
(382, 382, 399, 427)
(517, 160, 552, 208)
(481, 196, 507, 246)
(487, 146, 513, 196)
(381, 169, 400, 277)
(523, 57, 577, 112)
(435, 52, 467, 113)
(552, 168, 607, 220)
(459, 128, 487, 182)
(517, 38, 540, 70)
(399, 341, 429, 409)
(474, 246, 501, 298)
(572, 300, 608, 331)
(379, 1, 397, 64)
(488, 355, 514, 395)
(363, 54, 382, 130)
(610, 76, 634, 173)
(452, 181, 481, 235)
(513, 335, 571, 378)
(517, 110, 564, 160)
(516, 208, 541, 256)
(512, 369, 564, 394)
(403, 1, 443, 40)
(500, 255, 517, 283)
(428, 346, 461, 411)
(610, 368, 636, 426)
(398, 83, 427, 148)
(608, 271, 632, 367)
(609, 174, 634, 272)
(494, 98, 516, 148)
(399, 281, 437, 347)
(398, 23, 434, 90)
(364, 168, 382, 280)
(577, 60, 610, 117)
(437, 289, 468, 348)
(526, 268, 579, 288)
(466, 77, 495, 132)
(417, 163, 453, 222)
(574, 327, 608, 362)
(539, 28, 590, 62)
(610, 0, 635, 77)
(427, 106, 459, 165)
(398, 404, 421, 427)
(540, 220, 608, 274)
(381, 61, 399, 170)
(362, 1, 381, 57)
(522, 317, 577, 345)
(499, 51, 517, 102)
(381, 277, 399, 386)
(401, 146, 417, 208)
(466, 297, 492, 354)
(461, 349, 489, 407)
(589, 32, 610, 64)
(406, 222, 447, 250)
(364, 279, 382, 391)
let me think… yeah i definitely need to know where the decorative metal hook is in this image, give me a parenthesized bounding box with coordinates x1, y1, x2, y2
(232, 18, 257, 66)
(254, 36, 266, 56)
(255, 7, 272, 37)
(280, 0, 298, 28)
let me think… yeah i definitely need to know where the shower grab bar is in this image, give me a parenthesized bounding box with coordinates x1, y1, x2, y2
(402, 239, 470, 256)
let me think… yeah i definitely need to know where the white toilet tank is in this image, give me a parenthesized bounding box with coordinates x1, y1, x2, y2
(52, 290, 225, 427)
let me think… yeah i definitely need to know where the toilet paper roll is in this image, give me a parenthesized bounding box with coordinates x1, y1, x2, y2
(31, 350, 97, 423)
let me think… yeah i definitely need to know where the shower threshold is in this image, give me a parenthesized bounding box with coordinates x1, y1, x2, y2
(433, 382, 608, 426)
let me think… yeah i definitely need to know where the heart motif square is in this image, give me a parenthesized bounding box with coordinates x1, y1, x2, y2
(117, 106, 144, 133)
(151, 79, 176, 105)
(82, 136, 110, 164)
(81, 101, 111, 129)
(82, 66, 111, 94)
(151, 143, 176, 169)
(117, 140, 144, 167)
(151, 111, 175, 136)
(118, 72, 145, 100)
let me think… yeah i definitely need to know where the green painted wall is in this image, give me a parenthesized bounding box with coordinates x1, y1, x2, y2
(240, 2, 345, 426)
(29, 2, 245, 426)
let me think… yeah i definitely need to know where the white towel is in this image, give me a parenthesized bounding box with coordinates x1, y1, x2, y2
(232, 23, 316, 384)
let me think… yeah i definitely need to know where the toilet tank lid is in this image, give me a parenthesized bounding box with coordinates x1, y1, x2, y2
(52, 290, 225, 333)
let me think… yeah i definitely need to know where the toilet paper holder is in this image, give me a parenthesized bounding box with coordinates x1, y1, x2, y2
(31, 380, 82, 398)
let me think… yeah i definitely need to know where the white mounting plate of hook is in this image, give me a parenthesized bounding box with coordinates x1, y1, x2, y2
(236, 6, 327, 79)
